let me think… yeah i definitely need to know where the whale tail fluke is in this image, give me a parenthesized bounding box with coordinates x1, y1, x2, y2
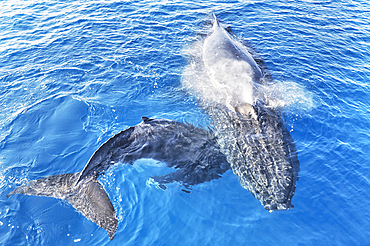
(7, 172, 117, 240)
(66, 177, 117, 240)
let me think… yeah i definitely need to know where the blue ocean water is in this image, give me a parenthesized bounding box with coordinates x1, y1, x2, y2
(1, 0, 369, 245)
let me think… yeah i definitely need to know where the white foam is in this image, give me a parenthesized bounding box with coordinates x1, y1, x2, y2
(182, 31, 315, 113)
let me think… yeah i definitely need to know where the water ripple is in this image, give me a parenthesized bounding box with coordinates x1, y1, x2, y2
(1, 0, 370, 245)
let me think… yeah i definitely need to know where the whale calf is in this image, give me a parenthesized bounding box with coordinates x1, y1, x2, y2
(7, 15, 300, 239)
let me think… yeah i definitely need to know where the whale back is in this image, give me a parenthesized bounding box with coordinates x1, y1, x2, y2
(201, 15, 263, 107)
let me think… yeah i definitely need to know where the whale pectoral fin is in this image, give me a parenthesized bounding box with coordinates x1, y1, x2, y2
(7, 173, 117, 240)
(66, 180, 117, 240)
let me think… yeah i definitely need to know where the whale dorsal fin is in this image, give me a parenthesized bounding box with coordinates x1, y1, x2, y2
(141, 116, 152, 122)
(212, 13, 221, 29)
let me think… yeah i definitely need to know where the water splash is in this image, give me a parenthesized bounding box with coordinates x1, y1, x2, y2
(182, 28, 315, 114)
(261, 80, 315, 113)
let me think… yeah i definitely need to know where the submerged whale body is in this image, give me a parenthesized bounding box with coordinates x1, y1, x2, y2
(7, 15, 300, 239)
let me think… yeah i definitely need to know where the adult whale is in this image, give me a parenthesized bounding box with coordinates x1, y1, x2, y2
(7, 15, 300, 240)
(183, 14, 300, 211)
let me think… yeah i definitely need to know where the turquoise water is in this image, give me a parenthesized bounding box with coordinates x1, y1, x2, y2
(1, 0, 369, 245)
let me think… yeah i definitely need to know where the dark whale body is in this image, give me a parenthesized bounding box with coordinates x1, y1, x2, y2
(191, 14, 300, 211)
(7, 15, 300, 240)
(7, 118, 230, 239)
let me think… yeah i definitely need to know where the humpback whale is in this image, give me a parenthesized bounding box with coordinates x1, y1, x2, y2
(7, 15, 300, 240)
(183, 14, 300, 211)
(7, 117, 230, 239)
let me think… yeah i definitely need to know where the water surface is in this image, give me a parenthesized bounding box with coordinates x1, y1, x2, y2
(1, 0, 369, 245)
